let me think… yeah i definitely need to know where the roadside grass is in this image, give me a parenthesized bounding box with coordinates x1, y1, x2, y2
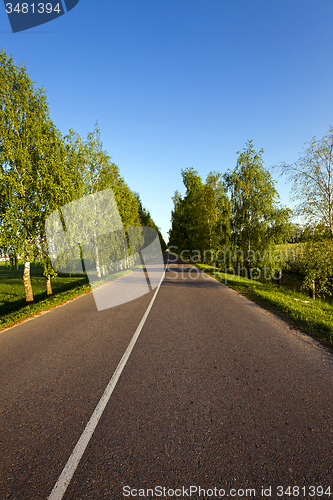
(278, 270, 304, 294)
(0, 261, 135, 331)
(0, 261, 91, 331)
(194, 263, 333, 351)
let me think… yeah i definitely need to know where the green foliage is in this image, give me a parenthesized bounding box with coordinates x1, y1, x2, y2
(64, 123, 121, 197)
(275, 242, 305, 274)
(169, 167, 231, 263)
(301, 240, 333, 298)
(0, 48, 80, 301)
(169, 142, 291, 275)
(63, 124, 166, 272)
(135, 194, 167, 253)
(62, 125, 142, 276)
(0, 48, 50, 260)
(1, 50, 163, 306)
(277, 126, 333, 237)
(224, 140, 292, 269)
(271, 241, 333, 300)
(293, 223, 332, 243)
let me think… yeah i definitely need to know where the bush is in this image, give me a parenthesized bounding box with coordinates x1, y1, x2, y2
(301, 240, 333, 299)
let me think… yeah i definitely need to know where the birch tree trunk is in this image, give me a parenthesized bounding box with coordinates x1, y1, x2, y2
(93, 230, 102, 278)
(246, 238, 251, 278)
(309, 280, 316, 300)
(23, 256, 34, 304)
(46, 275, 53, 296)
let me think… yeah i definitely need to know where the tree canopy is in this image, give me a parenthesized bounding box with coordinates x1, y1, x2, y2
(169, 142, 292, 276)
(277, 126, 333, 237)
(0, 48, 75, 301)
(169, 167, 231, 263)
(224, 141, 292, 268)
(0, 49, 164, 303)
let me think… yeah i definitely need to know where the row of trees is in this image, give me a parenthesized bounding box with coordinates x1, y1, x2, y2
(169, 126, 333, 298)
(276, 127, 333, 298)
(169, 141, 292, 276)
(0, 48, 165, 304)
(276, 126, 333, 239)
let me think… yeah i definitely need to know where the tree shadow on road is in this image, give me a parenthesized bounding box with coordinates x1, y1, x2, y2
(163, 267, 225, 289)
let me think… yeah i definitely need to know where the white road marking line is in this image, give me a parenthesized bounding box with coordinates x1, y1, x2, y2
(47, 257, 168, 500)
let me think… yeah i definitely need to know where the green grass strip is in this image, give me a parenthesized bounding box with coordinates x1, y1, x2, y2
(194, 263, 333, 351)
(0, 263, 137, 332)
(0, 282, 93, 332)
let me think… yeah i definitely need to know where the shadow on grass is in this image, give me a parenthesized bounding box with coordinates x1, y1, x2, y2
(0, 277, 90, 317)
(0, 261, 141, 329)
(0, 261, 90, 318)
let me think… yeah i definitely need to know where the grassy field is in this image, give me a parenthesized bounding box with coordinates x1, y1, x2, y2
(194, 263, 333, 351)
(0, 259, 143, 331)
(0, 261, 91, 331)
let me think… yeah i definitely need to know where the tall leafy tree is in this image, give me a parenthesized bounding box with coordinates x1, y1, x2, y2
(65, 124, 145, 276)
(169, 168, 203, 256)
(301, 239, 333, 299)
(202, 171, 231, 261)
(134, 193, 167, 252)
(168, 189, 188, 251)
(169, 167, 231, 262)
(277, 126, 333, 237)
(224, 141, 291, 271)
(63, 124, 120, 278)
(113, 180, 143, 269)
(0, 49, 76, 303)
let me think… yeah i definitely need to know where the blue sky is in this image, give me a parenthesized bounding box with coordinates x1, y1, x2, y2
(1, 0, 333, 241)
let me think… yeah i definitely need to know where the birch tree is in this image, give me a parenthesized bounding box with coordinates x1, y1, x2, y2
(168, 168, 231, 262)
(65, 124, 143, 276)
(0, 49, 70, 303)
(134, 193, 167, 253)
(277, 126, 333, 237)
(224, 141, 290, 272)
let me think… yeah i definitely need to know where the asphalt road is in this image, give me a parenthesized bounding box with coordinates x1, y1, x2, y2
(1, 252, 333, 500)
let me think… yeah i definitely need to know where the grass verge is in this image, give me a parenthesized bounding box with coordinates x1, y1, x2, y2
(194, 263, 333, 351)
(0, 261, 134, 332)
(0, 282, 92, 332)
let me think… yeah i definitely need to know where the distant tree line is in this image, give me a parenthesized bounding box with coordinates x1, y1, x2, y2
(169, 128, 333, 298)
(0, 48, 165, 305)
(169, 141, 292, 280)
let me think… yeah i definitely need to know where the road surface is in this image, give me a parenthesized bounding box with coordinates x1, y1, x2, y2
(1, 252, 333, 499)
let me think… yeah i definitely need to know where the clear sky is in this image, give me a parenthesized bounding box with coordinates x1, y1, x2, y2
(1, 0, 333, 242)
